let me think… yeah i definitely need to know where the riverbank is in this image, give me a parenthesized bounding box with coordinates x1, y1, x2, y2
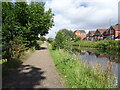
(48, 44, 115, 88)
(72, 40, 120, 50)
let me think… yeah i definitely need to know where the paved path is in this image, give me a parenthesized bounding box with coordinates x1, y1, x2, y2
(3, 43, 63, 88)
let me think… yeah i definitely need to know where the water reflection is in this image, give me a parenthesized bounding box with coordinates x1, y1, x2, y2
(73, 49, 120, 88)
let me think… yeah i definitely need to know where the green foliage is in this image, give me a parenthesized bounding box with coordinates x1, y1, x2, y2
(40, 36, 46, 42)
(73, 41, 98, 48)
(48, 44, 115, 88)
(73, 40, 120, 50)
(52, 29, 74, 50)
(47, 38, 54, 43)
(10, 36, 26, 58)
(2, 2, 54, 60)
(0, 59, 7, 64)
(74, 37, 81, 42)
(97, 41, 110, 49)
(2, 2, 54, 76)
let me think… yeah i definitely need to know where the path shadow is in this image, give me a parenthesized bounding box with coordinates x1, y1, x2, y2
(36, 47, 47, 50)
(2, 65, 46, 88)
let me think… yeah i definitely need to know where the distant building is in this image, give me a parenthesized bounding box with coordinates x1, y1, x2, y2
(102, 24, 120, 40)
(87, 31, 96, 41)
(108, 24, 120, 40)
(94, 29, 108, 40)
(74, 30, 86, 40)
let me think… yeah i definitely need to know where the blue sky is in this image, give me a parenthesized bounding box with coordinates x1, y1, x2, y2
(45, 0, 119, 38)
(80, 3, 88, 7)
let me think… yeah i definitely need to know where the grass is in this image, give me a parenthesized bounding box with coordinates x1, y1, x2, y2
(47, 44, 115, 88)
(73, 40, 120, 50)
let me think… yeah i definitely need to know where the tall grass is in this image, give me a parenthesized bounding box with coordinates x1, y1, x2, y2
(48, 44, 115, 88)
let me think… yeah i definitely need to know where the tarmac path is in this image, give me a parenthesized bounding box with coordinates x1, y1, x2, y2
(2, 43, 63, 88)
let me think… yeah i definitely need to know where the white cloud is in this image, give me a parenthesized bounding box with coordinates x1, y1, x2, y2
(45, 0, 119, 38)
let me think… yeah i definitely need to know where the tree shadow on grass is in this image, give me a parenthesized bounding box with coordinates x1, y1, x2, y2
(2, 65, 46, 88)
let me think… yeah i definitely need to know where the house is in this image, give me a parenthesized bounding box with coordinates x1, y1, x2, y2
(107, 24, 120, 40)
(87, 31, 96, 41)
(102, 29, 109, 39)
(94, 29, 108, 40)
(74, 30, 86, 40)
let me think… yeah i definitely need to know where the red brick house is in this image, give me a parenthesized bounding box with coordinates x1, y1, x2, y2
(102, 29, 109, 39)
(74, 30, 86, 40)
(94, 29, 108, 40)
(107, 24, 120, 40)
(87, 31, 96, 41)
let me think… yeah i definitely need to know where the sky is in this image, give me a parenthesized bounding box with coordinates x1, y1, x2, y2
(44, 0, 119, 38)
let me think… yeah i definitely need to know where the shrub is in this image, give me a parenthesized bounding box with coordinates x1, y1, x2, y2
(52, 29, 74, 50)
(47, 38, 54, 43)
(72, 40, 120, 50)
(40, 36, 46, 42)
(74, 37, 81, 42)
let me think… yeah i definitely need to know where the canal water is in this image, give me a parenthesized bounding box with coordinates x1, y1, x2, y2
(72, 48, 120, 88)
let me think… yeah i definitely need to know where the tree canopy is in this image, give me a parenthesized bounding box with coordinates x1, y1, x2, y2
(40, 36, 46, 42)
(2, 2, 54, 59)
(52, 29, 75, 50)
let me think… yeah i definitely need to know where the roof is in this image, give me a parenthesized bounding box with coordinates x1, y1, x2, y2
(74, 30, 86, 33)
(111, 24, 120, 30)
(97, 29, 108, 34)
(89, 31, 96, 34)
(87, 31, 96, 36)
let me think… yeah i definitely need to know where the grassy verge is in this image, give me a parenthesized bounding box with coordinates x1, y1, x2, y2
(47, 44, 115, 88)
(73, 40, 120, 50)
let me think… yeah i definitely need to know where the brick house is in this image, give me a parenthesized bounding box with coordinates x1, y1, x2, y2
(94, 29, 108, 40)
(74, 30, 86, 40)
(87, 31, 96, 41)
(107, 24, 120, 40)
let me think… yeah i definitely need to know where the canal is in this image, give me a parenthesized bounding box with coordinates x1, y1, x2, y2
(72, 47, 120, 88)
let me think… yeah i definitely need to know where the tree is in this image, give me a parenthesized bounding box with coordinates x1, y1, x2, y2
(2, 2, 54, 59)
(47, 38, 54, 43)
(40, 36, 46, 42)
(52, 29, 74, 50)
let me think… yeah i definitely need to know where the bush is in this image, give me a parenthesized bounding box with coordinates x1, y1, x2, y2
(52, 29, 74, 50)
(97, 41, 109, 49)
(40, 36, 46, 42)
(35, 44, 40, 50)
(74, 37, 81, 42)
(47, 38, 54, 43)
(73, 40, 120, 50)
